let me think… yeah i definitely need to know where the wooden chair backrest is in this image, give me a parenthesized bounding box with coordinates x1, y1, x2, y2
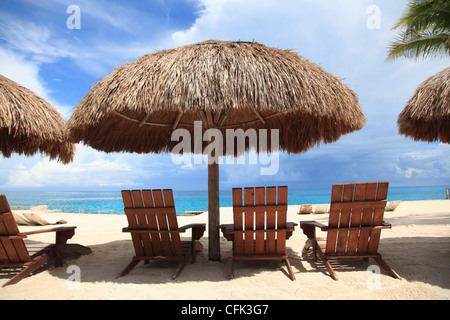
(0, 195, 31, 264)
(326, 182, 389, 255)
(121, 189, 183, 258)
(232, 186, 288, 256)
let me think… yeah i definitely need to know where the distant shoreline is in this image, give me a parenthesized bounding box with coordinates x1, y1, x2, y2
(3, 186, 449, 215)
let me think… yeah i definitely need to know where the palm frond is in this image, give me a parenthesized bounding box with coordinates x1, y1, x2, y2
(388, 0, 450, 61)
(387, 31, 450, 61)
(393, 0, 450, 31)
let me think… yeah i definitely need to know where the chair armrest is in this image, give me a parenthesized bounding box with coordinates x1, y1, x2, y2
(300, 221, 328, 239)
(381, 221, 391, 228)
(286, 222, 297, 239)
(286, 222, 298, 228)
(19, 226, 76, 236)
(220, 223, 298, 241)
(178, 223, 206, 232)
(219, 224, 234, 241)
(300, 221, 328, 230)
(179, 223, 206, 241)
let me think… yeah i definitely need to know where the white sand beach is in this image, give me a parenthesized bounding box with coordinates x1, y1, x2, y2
(1, 200, 449, 300)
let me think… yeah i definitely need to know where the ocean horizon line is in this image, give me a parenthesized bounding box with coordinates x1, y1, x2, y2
(2, 184, 449, 193)
(2, 185, 448, 215)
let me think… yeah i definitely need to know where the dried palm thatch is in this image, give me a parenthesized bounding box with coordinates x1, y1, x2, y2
(0, 74, 74, 164)
(398, 66, 450, 143)
(67, 40, 365, 154)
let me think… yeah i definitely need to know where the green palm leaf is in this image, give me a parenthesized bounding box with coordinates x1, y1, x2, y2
(387, 0, 450, 61)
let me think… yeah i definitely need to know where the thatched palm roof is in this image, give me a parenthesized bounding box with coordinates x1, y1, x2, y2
(0, 74, 74, 163)
(398, 66, 450, 143)
(67, 40, 365, 154)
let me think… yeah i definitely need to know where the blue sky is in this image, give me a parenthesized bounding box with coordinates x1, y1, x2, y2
(0, 0, 449, 191)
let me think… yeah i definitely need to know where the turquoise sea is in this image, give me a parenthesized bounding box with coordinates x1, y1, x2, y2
(2, 186, 448, 215)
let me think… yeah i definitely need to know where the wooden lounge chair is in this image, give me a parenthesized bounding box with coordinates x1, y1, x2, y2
(119, 189, 206, 279)
(0, 194, 91, 287)
(221, 186, 296, 280)
(300, 182, 400, 280)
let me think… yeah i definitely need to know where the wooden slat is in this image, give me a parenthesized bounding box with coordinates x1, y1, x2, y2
(122, 190, 141, 256)
(326, 225, 390, 232)
(0, 196, 31, 263)
(132, 191, 154, 258)
(131, 190, 144, 207)
(126, 229, 194, 234)
(254, 187, 265, 255)
(0, 219, 30, 263)
(243, 188, 255, 255)
(276, 186, 287, 255)
(276, 186, 287, 229)
(163, 190, 178, 229)
(123, 191, 146, 257)
(121, 190, 133, 208)
(265, 187, 277, 255)
(232, 188, 244, 229)
(141, 190, 163, 257)
(232, 204, 287, 212)
(276, 229, 287, 256)
(374, 182, 388, 224)
(163, 189, 182, 256)
(326, 184, 343, 253)
(0, 242, 9, 262)
(153, 190, 173, 257)
(232, 188, 244, 256)
(0, 238, 19, 262)
(331, 201, 387, 210)
(143, 190, 162, 257)
(0, 195, 20, 235)
(369, 182, 389, 253)
(347, 183, 366, 253)
(358, 182, 377, 253)
(335, 184, 354, 253)
(141, 190, 156, 257)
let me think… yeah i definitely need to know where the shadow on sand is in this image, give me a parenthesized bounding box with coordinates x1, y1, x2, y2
(37, 234, 450, 291)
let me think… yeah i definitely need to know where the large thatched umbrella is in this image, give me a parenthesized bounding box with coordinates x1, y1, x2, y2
(67, 40, 365, 260)
(0, 74, 74, 164)
(398, 66, 450, 143)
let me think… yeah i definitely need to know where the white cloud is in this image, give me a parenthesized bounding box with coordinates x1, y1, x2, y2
(1, 153, 132, 189)
(0, 47, 74, 119)
(0, 12, 75, 63)
(0, 48, 48, 98)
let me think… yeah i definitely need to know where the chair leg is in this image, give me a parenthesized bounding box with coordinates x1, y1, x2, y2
(191, 241, 196, 263)
(117, 260, 139, 278)
(173, 255, 190, 279)
(231, 259, 236, 279)
(3, 253, 50, 287)
(373, 256, 401, 279)
(284, 258, 296, 281)
(322, 258, 338, 281)
(313, 241, 318, 261)
(316, 247, 338, 281)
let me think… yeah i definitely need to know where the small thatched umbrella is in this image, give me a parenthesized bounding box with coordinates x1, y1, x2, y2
(67, 40, 365, 260)
(398, 66, 450, 143)
(0, 74, 74, 164)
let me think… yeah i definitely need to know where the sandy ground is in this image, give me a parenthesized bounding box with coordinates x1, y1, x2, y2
(1, 200, 449, 300)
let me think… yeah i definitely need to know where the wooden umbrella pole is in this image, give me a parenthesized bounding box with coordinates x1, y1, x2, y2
(208, 154, 221, 261)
